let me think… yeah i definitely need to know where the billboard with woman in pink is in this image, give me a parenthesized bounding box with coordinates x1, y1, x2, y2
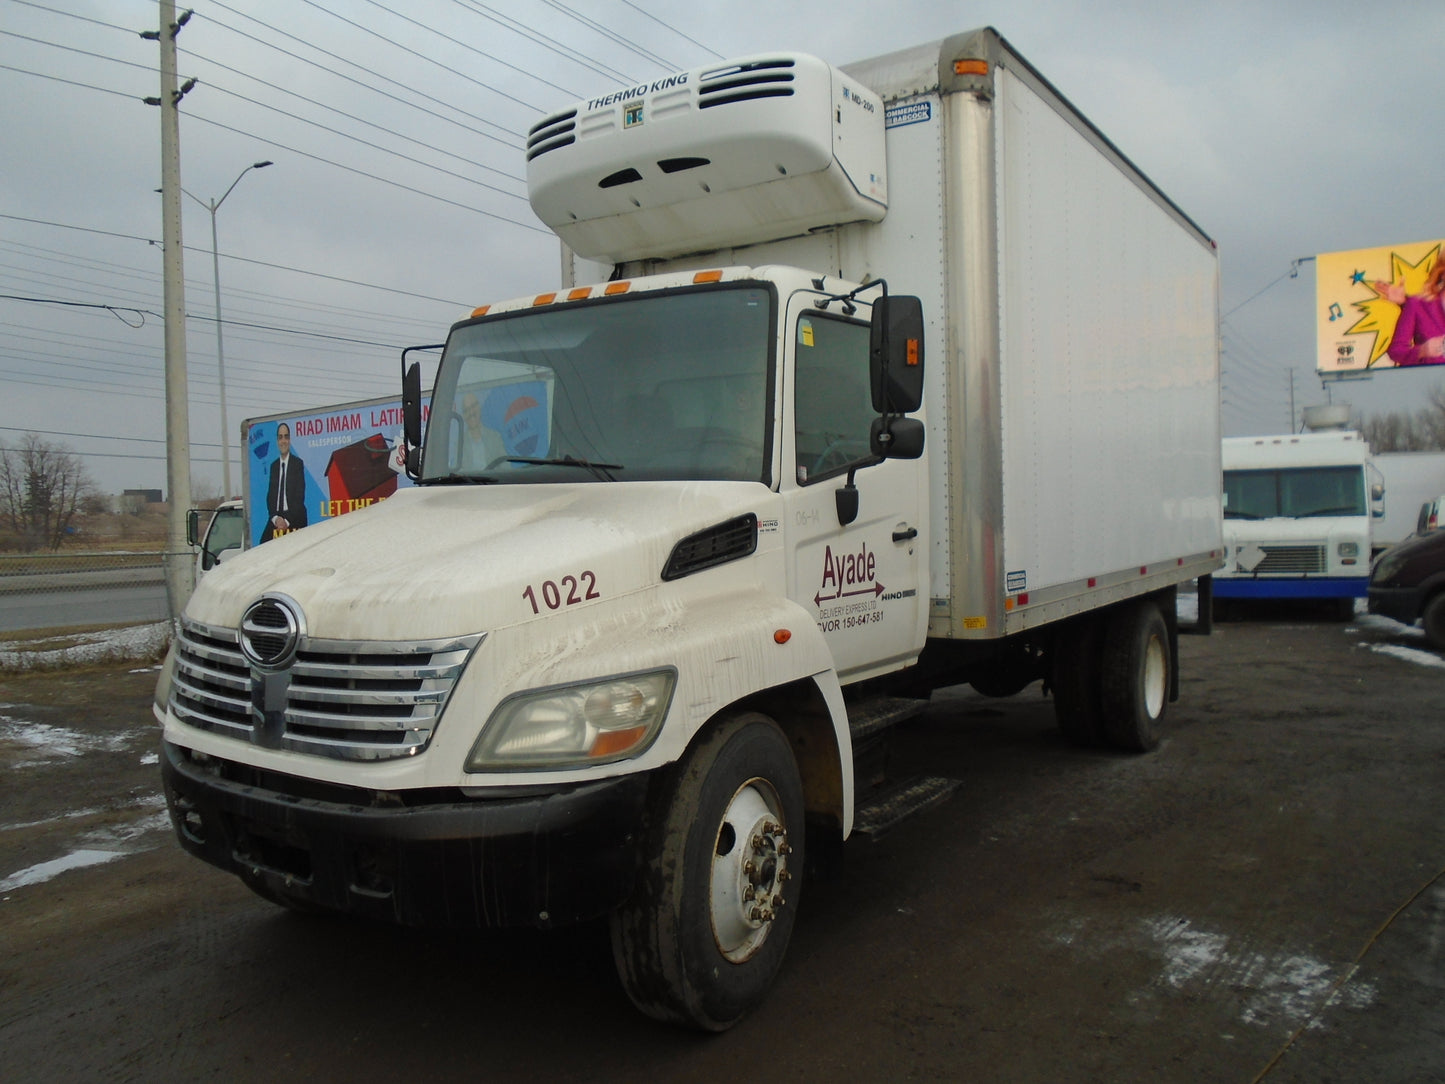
(1316, 239, 1445, 375)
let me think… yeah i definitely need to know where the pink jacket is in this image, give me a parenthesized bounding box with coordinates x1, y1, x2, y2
(1388, 293, 1445, 366)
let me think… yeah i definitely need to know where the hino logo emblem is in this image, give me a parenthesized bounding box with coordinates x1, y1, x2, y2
(239, 595, 304, 670)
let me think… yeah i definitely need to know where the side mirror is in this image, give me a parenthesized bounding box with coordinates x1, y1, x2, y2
(870, 416, 925, 459)
(186, 508, 201, 547)
(870, 295, 925, 414)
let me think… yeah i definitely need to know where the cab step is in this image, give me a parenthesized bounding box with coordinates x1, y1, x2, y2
(846, 695, 930, 745)
(852, 775, 962, 839)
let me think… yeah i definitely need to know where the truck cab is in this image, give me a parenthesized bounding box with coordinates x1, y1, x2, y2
(185, 499, 245, 578)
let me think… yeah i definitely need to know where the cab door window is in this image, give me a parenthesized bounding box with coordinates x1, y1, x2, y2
(794, 314, 873, 485)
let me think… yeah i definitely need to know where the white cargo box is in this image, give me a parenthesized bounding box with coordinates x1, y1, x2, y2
(526, 54, 887, 264)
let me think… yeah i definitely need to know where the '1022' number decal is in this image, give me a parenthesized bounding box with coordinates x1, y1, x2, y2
(523, 571, 600, 614)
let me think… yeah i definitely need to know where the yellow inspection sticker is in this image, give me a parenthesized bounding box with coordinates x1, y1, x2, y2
(963, 615, 987, 630)
(798, 319, 815, 348)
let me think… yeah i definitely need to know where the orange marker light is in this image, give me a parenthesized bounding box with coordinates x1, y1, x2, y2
(590, 725, 648, 758)
(906, 338, 920, 366)
(773, 629, 792, 644)
(693, 270, 725, 284)
(604, 281, 631, 295)
(954, 59, 989, 76)
(567, 287, 591, 301)
(533, 292, 557, 306)
(470, 305, 491, 318)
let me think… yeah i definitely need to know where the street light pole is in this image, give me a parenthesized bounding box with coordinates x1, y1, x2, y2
(183, 159, 272, 499)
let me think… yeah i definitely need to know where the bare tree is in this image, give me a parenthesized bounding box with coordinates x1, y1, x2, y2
(1359, 381, 1445, 452)
(0, 433, 97, 551)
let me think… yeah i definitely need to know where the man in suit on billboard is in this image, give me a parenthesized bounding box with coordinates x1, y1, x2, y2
(260, 422, 307, 543)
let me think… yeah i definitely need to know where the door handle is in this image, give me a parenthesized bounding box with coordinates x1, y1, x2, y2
(892, 526, 919, 542)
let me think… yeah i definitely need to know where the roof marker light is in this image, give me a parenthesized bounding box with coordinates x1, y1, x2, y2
(604, 281, 631, 295)
(533, 292, 557, 306)
(567, 287, 591, 301)
(693, 270, 725, 284)
(954, 59, 989, 76)
(470, 305, 491, 318)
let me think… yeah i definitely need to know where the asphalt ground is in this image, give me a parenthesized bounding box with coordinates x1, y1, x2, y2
(1, 607, 1442, 1082)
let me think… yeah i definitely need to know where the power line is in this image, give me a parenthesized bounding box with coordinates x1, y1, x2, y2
(449, 0, 638, 86)
(197, 3, 524, 149)
(184, 111, 552, 234)
(354, 0, 586, 100)
(615, 0, 724, 60)
(0, 214, 474, 305)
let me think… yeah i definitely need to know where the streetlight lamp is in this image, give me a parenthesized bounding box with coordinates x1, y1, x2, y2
(182, 159, 273, 499)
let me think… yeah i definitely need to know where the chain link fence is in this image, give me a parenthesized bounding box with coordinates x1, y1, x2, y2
(0, 551, 179, 671)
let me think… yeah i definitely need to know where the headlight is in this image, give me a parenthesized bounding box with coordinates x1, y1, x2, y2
(1337, 542, 1359, 558)
(1372, 550, 1405, 584)
(466, 669, 676, 771)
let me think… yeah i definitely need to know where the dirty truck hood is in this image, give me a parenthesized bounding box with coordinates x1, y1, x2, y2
(187, 482, 766, 640)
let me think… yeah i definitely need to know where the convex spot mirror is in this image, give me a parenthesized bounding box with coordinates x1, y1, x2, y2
(870, 416, 925, 460)
(870, 294, 925, 414)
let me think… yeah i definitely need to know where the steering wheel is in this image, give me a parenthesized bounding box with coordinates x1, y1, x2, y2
(810, 437, 870, 476)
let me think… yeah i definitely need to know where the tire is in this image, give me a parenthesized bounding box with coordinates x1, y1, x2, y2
(1423, 592, 1445, 652)
(610, 712, 804, 1031)
(1100, 601, 1170, 752)
(1051, 616, 1106, 747)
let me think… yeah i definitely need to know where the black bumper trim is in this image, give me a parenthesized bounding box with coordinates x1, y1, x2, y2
(1367, 584, 1423, 625)
(161, 741, 650, 929)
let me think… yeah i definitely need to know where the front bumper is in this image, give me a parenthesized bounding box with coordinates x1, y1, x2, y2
(1212, 576, 1367, 600)
(1367, 584, 1423, 626)
(161, 741, 650, 929)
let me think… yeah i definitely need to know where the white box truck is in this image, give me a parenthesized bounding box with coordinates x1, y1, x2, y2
(156, 28, 1222, 1030)
(1217, 426, 1382, 618)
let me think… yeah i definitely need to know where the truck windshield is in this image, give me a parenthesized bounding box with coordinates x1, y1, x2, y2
(1223, 466, 1366, 519)
(423, 285, 774, 485)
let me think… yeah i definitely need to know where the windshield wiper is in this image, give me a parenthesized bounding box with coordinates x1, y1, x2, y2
(422, 472, 500, 486)
(1297, 505, 1363, 518)
(1224, 511, 1262, 519)
(504, 455, 623, 482)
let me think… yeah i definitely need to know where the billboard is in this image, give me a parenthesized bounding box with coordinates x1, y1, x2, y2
(244, 396, 428, 548)
(1317, 239, 1445, 375)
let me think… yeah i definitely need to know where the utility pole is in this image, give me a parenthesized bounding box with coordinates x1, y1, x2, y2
(146, 1, 195, 622)
(1288, 368, 1296, 433)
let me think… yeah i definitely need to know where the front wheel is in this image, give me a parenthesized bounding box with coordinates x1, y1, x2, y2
(610, 712, 804, 1031)
(1422, 592, 1445, 652)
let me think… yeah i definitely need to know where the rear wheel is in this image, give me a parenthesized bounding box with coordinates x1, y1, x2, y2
(1051, 616, 1105, 747)
(610, 712, 804, 1031)
(1100, 601, 1171, 752)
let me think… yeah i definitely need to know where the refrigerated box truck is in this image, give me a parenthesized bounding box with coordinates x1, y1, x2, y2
(156, 28, 1222, 1030)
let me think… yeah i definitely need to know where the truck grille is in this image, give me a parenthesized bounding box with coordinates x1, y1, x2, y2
(171, 616, 482, 762)
(1250, 545, 1326, 574)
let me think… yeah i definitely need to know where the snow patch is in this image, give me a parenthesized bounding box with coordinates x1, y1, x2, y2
(0, 849, 127, 892)
(0, 715, 142, 767)
(1366, 643, 1445, 669)
(0, 621, 170, 672)
(1139, 916, 1375, 1029)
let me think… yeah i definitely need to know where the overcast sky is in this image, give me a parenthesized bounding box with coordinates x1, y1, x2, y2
(3, 0, 1443, 496)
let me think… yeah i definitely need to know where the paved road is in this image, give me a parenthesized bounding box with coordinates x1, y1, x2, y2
(2, 612, 1443, 1082)
(0, 567, 169, 632)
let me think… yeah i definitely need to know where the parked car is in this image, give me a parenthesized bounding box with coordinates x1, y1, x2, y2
(1368, 529, 1445, 649)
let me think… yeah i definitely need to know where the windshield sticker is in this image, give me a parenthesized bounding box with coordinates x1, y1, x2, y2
(798, 319, 815, 348)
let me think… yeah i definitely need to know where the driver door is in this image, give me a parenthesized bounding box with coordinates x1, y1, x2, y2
(781, 293, 927, 682)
